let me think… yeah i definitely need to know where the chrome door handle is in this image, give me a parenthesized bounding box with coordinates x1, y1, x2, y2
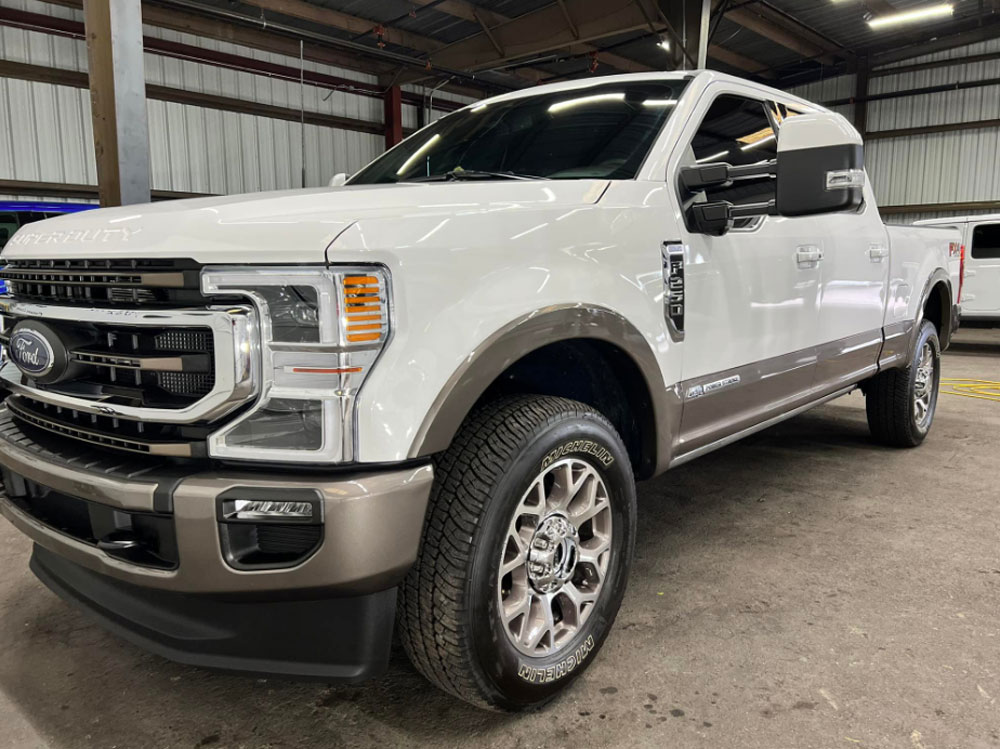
(869, 245, 889, 262)
(796, 246, 823, 264)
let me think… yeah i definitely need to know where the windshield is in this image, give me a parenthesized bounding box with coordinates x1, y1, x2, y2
(349, 80, 689, 184)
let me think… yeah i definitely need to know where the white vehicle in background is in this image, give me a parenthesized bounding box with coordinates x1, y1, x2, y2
(916, 215, 1000, 323)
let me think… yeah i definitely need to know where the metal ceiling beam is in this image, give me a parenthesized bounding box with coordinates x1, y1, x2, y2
(708, 43, 775, 78)
(0, 59, 390, 135)
(237, 0, 552, 82)
(33, 0, 514, 98)
(750, 3, 851, 59)
(0, 7, 470, 112)
(872, 50, 1000, 78)
(32, 0, 395, 74)
(867, 118, 1000, 140)
(864, 0, 898, 14)
(724, 5, 838, 65)
(238, 0, 445, 55)
(420, 0, 658, 73)
(405, 0, 655, 74)
(870, 16, 1000, 66)
(772, 13, 1000, 89)
(0, 178, 209, 200)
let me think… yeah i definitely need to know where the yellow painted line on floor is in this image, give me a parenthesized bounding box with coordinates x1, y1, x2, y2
(940, 378, 1000, 402)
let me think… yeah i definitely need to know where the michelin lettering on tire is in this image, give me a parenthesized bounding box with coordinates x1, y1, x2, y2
(541, 440, 615, 470)
(517, 635, 596, 684)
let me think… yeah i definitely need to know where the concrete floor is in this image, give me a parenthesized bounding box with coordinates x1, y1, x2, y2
(2, 328, 999, 749)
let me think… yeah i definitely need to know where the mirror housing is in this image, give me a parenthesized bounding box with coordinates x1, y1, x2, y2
(775, 112, 864, 217)
(328, 172, 348, 187)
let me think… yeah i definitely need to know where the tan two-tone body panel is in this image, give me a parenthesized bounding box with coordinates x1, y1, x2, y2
(674, 329, 883, 459)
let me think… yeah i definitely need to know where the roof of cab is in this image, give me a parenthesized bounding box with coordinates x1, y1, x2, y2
(455, 70, 824, 114)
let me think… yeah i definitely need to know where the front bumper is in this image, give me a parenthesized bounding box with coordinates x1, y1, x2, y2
(0, 409, 433, 679)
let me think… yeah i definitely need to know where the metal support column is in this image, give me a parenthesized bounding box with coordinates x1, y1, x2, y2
(854, 55, 870, 138)
(384, 85, 403, 149)
(84, 0, 151, 206)
(660, 0, 712, 70)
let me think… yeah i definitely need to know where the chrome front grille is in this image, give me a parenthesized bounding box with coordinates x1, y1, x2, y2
(0, 268, 259, 457)
(0, 314, 215, 407)
(0, 258, 206, 307)
(6, 396, 205, 457)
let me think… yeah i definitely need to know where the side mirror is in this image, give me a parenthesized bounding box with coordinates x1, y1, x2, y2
(775, 113, 864, 216)
(328, 172, 348, 187)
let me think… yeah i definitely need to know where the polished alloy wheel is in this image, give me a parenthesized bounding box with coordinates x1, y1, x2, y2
(497, 458, 613, 657)
(913, 341, 935, 428)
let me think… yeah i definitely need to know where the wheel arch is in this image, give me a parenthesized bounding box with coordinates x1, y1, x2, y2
(915, 270, 954, 350)
(407, 306, 678, 479)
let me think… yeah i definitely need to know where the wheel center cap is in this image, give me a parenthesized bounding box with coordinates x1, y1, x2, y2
(527, 514, 579, 594)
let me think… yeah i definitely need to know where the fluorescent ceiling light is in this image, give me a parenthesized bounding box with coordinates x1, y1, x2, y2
(868, 3, 953, 29)
(395, 133, 441, 176)
(548, 92, 625, 113)
(642, 99, 679, 107)
(741, 133, 775, 151)
(696, 150, 729, 163)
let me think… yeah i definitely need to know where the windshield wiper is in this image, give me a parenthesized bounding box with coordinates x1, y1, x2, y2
(404, 169, 548, 183)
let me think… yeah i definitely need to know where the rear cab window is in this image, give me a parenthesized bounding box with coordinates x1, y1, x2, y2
(971, 223, 1000, 259)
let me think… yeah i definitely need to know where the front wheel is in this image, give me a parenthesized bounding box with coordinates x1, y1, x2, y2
(397, 395, 636, 711)
(865, 319, 941, 447)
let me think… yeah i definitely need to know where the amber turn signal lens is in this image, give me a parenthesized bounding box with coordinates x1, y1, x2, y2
(343, 275, 386, 343)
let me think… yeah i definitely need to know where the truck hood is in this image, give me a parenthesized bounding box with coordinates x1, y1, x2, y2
(2, 180, 610, 264)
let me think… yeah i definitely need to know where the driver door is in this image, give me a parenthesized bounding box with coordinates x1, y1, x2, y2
(671, 91, 823, 457)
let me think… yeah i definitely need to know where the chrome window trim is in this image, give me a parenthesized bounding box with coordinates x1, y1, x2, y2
(0, 300, 259, 424)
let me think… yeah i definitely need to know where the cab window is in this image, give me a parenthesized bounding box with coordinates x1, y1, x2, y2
(688, 94, 776, 208)
(971, 223, 1000, 259)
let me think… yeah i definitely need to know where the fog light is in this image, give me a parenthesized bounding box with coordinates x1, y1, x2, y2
(223, 499, 315, 522)
(217, 491, 324, 570)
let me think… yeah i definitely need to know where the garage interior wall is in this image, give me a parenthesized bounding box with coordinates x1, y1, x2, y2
(787, 38, 1000, 224)
(0, 0, 474, 201)
(0, 0, 997, 223)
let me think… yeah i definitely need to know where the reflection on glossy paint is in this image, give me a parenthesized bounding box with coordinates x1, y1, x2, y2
(510, 223, 549, 240)
(547, 92, 624, 114)
(396, 133, 441, 176)
(417, 219, 449, 243)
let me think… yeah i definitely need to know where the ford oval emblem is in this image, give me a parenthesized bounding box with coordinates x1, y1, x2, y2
(9, 328, 55, 378)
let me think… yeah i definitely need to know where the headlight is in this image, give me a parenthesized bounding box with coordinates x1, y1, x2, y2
(201, 266, 390, 463)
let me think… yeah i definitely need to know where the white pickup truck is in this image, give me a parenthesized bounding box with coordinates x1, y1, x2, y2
(0, 71, 962, 711)
(916, 214, 998, 322)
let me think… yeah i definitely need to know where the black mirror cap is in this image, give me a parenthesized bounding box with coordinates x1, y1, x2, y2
(776, 143, 864, 217)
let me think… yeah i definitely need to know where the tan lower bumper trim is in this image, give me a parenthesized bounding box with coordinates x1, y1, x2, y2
(0, 464, 433, 595)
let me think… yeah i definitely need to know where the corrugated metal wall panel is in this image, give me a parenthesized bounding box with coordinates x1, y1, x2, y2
(876, 37, 1000, 71)
(786, 73, 856, 122)
(782, 46, 1000, 221)
(864, 40, 1000, 216)
(866, 129, 1000, 208)
(0, 77, 94, 185)
(0, 0, 386, 193)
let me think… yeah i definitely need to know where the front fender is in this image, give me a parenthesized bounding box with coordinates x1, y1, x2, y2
(406, 305, 679, 475)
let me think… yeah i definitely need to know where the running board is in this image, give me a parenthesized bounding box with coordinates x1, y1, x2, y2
(668, 385, 856, 469)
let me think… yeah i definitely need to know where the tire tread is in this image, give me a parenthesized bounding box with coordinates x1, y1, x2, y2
(397, 394, 624, 709)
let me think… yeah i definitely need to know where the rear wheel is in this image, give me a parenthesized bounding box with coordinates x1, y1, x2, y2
(865, 319, 941, 447)
(397, 395, 636, 711)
